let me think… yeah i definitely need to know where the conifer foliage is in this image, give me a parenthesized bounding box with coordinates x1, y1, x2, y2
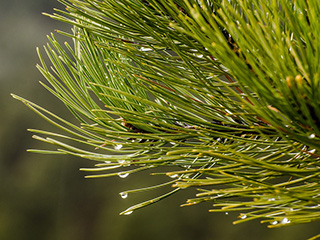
(13, 0, 320, 235)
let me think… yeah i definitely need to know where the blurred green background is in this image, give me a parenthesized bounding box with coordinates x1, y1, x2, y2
(1, 1, 319, 239)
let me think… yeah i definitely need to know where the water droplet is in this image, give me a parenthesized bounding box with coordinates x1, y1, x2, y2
(169, 174, 179, 178)
(120, 192, 128, 199)
(240, 214, 247, 219)
(272, 221, 278, 225)
(309, 133, 315, 139)
(114, 144, 123, 150)
(268, 198, 275, 201)
(118, 160, 125, 164)
(140, 47, 152, 52)
(124, 211, 133, 215)
(225, 212, 229, 215)
(309, 149, 316, 154)
(118, 172, 129, 178)
(281, 217, 290, 224)
(194, 54, 203, 58)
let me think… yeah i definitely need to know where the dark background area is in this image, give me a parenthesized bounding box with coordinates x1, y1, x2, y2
(1, 1, 319, 239)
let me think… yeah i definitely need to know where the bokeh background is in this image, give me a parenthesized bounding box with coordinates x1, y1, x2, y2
(1, 1, 319, 239)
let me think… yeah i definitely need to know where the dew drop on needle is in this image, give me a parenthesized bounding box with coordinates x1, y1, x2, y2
(281, 217, 290, 224)
(114, 144, 123, 150)
(169, 174, 179, 179)
(309, 133, 315, 139)
(124, 211, 133, 215)
(118, 172, 129, 178)
(120, 192, 128, 199)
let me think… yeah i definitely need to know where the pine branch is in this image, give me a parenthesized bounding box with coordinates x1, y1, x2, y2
(13, 0, 320, 237)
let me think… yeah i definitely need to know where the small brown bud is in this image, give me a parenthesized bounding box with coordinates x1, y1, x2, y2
(286, 76, 292, 88)
(295, 74, 303, 86)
